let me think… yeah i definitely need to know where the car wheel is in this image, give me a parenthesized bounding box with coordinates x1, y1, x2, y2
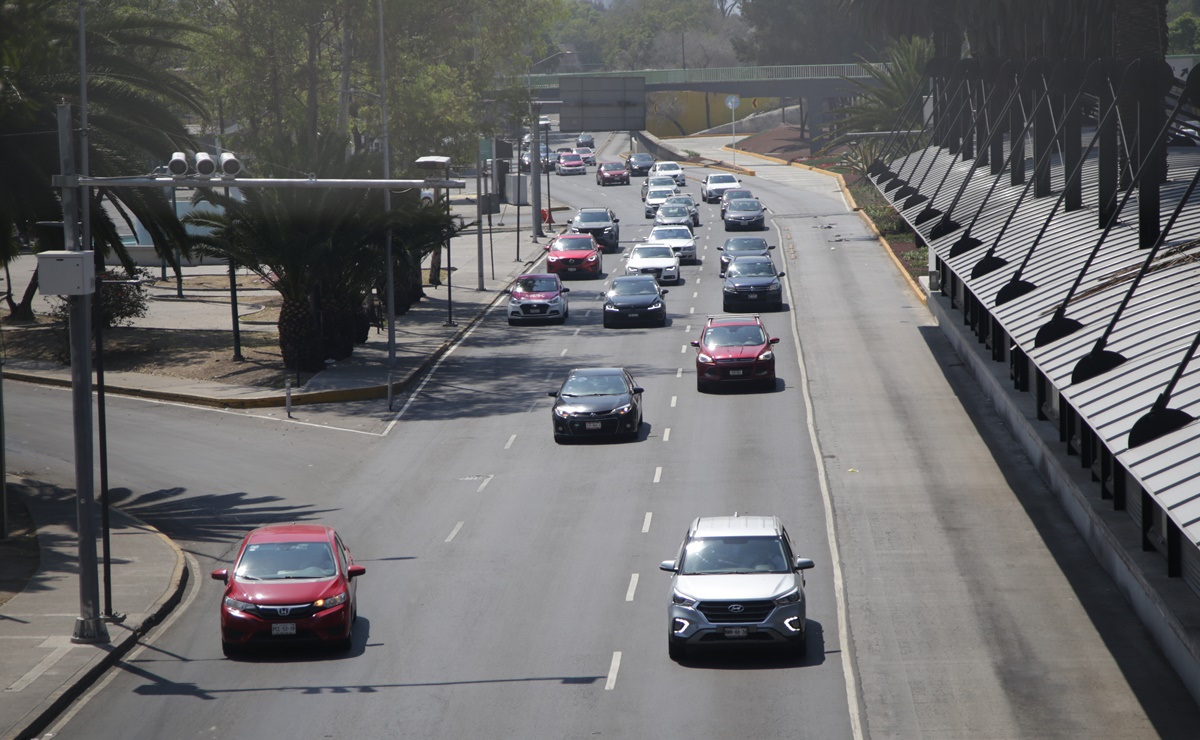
(668, 639, 689, 662)
(507, 318, 517, 326)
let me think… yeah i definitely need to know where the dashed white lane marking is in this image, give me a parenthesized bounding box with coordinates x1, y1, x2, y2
(689, 307, 695, 314)
(573, 327, 581, 336)
(6, 645, 72, 692)
(642, 512, 653, 532)
(676, 368, 683, 378)
(546, 371, 555, 381)
(663, 428, 671, 442)
(445, 521, 464, 542)
(680, 344, 687, 353)
(560, 348, 568, 356)
(684, 324, 691, 333)
(671, 396, 677, 407)
(527, 401, 539, 413)
(653, 467, 662, 483)
(626, 574, 639, 602)
(505, 434, 517, 449)
(696, 277, 701, 284)
(605, 652, 622, 691)
(585, 310, 592, 317)
(477, 475, 494, 493)
(693, 292, 698, 298)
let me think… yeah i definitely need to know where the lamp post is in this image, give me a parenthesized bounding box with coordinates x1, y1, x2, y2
(527, 51, 574, 242)
(416, 155, 454, 326)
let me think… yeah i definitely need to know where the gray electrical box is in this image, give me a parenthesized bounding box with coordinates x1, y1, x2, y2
(37, 251, 96, 295)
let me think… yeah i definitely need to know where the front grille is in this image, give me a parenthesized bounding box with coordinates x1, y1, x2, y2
(697, 600, 775, 623)
(520, 304, 549, 315)
(564, 258, 581, 266)
(639, 268, 663, 278)
(249, 603, 316, 620)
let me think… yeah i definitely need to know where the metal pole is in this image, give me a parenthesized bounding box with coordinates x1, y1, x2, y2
(445, 163, 455, 326)
(516, 168, 521, 262)
(0, 352, 6, 541)
(544, 121, 552, 232)
(530, 103, 543, 240)
(59, 104, 107, 644)
(732, 106, 737, 168)
(476, 145, 485, 290)
(377, 0, 396, 369)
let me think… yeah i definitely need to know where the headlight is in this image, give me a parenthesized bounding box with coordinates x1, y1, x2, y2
(649, 301, 663, 310)
(723, 285, 737, 294)
(223, 596, 255, 612)
(697, 352, 713, 363)
(625, 266, 639, 274)
(603, 226, 613, 233)
(614, 403, 634, 414)
(774, 589, 801, 606)
(758, 350, 774, 361)
(604, 303, 619, 312)
(553, 406, 571, 418)
(586, 254, 598, 262)
(672, 590, 697, 607)
(314, 592, 348, 608)
(765, 282, 782, 291)
(547, 255, 559, 262)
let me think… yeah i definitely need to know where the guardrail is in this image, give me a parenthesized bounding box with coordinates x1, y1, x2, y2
(528, 63, 886, 89)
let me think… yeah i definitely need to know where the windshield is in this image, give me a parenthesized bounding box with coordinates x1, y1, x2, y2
(730, 200, 761, 212)
(666, 197, 694, 207)
(656, 163, 681, 172)
(658, 206, 687, 217)
(680, 536, 789, 575)
(710, 174, 738, 184)
(704, 324, 767, 348)
(561, 374, 628, 396)
(236, 541, 337, 580)
(650, 177, 675, 186)
(652, 227, 691, 241)
(647, 189, 674, 200)
(631, 154, 653, 163)
(611, 280, 659, 296)
(576, 212, 610, 224)
(724, 190, 753, 201)
(726, 238, 768, 252)
(552, 238, 595, 252)
(728, 261, 776, 277)
(633, 246, 675, 260)
(515, 277, 559, 292)
(601, 163, 625, 171)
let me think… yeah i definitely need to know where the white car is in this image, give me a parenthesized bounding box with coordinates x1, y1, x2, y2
(644, 188, 676, 217)
(700, 173, 742, 203)
(649, 161, 687, 186)
(625, 243, 681, 284)
(574, 147, 597, 166)
(647, 225, 698, 263)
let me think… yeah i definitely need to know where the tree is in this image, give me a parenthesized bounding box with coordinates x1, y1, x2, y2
(828, 36, 934, 144)
(1169, 12, 1200, 52)
(734, 0, 874, 65)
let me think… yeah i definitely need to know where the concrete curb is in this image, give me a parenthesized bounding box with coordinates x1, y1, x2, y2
(13, 511, 189, 740)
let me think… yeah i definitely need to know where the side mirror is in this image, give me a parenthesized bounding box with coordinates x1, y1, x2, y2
(716, 246, 724, 251)
(562, 287, 571, 293)
(769, 245, 776, 249)
(632, 386, 645, 394)
(794, 557, 815, 571)
(347, 564, 366, 578)
(543, 245, 550, 251)
(769, 337, 780, 344)
(777, 272, 786, 277)
(502, 288, 512, 295)
(613, 217, 620, 223)
(661, 289, 669, 295)
(659, 560, 677, 572)
(547, 390, 558, 397)
(210, 568, 229, 582)
(690, 340, 700, 347)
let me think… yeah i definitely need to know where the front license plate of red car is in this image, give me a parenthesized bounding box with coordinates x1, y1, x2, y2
(567, 267, 577, 272)
(724, 627, 748, 638)
(728, 369, 744, 377)
(272, 623, 297, 636)
(586, 421, 602, 430)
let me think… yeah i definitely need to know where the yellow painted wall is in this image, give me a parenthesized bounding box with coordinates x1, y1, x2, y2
(646, 91, 779, 137)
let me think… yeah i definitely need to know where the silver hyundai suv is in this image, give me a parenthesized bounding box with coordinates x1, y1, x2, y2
(660, 514, 814, 661)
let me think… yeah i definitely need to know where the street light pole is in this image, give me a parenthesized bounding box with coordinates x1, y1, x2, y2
(377, 0, 396, 369)
(526, 51, 574, 243)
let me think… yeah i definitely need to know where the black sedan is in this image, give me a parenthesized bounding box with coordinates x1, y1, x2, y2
(628, 152, 655, 176)
(549, 367, 644, 442)
(723, 198, 767, 230)
(718, 236, 775, 274)
(722, 255, 785, 312)
(603, 275, 669, 328)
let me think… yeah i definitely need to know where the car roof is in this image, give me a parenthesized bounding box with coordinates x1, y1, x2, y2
(689, 515, 782, 538)
(246, 524, 335, 543)
(655, 161, 680, 167)
(578, 207, 610, 213)
(706, 314, 766, 327)
(709, 173, 738, 180)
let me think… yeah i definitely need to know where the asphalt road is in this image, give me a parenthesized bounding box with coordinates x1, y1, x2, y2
(8, 131, 1200, 738)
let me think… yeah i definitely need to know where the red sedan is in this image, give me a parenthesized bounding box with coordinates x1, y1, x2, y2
(211, 524, 365, 655)
(691, 314, 780, 392)
(545, 234, 602, 278)
(597, 161, 631, 186)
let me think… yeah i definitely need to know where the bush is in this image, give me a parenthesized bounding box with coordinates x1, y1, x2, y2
(49, 268, 151, 329)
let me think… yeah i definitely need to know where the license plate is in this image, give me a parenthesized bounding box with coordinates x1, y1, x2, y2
(567, 267, 577, 272)
(747, 293, 758, 299)
(728, 369, 744, 377)
(627, 312, 638, 318)
(724, 627, 748, 638)
(585, 421, 602, 430)
(271, 623, 297, 636)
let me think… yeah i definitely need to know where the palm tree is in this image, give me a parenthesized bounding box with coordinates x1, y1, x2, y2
(0, 0, 208, 320)
(829, 36, 935, 145)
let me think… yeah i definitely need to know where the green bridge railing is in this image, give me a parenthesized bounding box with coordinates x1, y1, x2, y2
(528, 63, 884, 89)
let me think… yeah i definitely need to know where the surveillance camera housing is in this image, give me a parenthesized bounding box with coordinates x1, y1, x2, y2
(194, 152, 216, 176)
(168, 152, 188, 177)
(219, 152, 241, 177)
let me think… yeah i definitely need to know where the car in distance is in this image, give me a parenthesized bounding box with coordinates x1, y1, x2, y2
(641, 175, 680, 201)
(700, 173, 742, 203)
(569, 207, 621, 252)
(574, 147, 597, 166)
(211, 523, 365, 655)
(555, 152, 586, 175)
(644, 188, 676, 218)
(628, 152, 655, 176)
(691, 314, 779, 391)
(625, 243, 681, 284)
(507, 272, 570, 325)
(576, 133, 595, 148)
(548, 367, 643, 442)
(649, 160, 687, 186)
(660, 514, 814, 660)
(723, 198, 767, 230)
(654, 203, 695, 229)
(722, 255, 784, 312)
(718, 236, 775, 275)
(546, 234, 602, 278)
(646, 225, 697, 264)
(597, 161, 631, 186)
(603, 275, 669, 328)
(664, 194, 700, 226)
(720, 188, 754, 218)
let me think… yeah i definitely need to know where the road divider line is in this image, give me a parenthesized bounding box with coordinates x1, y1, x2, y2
(680, 344, 687, 353)
(505, 434, 516, 449)
(642, 512, 653, 532)
(693, 292, 698, 298)
(605, 651, 622, 690)
(689, 307, 695, 314)
(626, 574, 639, 602)
(676, 368, 682, 378)
(445, 521, 464, 543)
(560, 348, 568, 356)
(573, 327, 581, 336)
(585, 310, 592, 317)
(477, 475, 493, 493)
(671, 396, 677, 407)
(663, 428, 670, 442)
(527, 401, 539, 413)
(685, 324, 691, 333)
(653, 466, 662, 483)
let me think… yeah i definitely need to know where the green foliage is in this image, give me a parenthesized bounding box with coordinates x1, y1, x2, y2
(828, 36, 933, 155)
(734, 0, 873, 65)
(835, 137, 884, 177)
(1170, 12, 1200, 52)
(49, 268, 152, 329)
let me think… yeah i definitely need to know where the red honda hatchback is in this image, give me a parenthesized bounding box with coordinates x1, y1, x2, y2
(545, 234, 602, 278)
(691, 315, 780, 392)
(211, 524, 365, 655)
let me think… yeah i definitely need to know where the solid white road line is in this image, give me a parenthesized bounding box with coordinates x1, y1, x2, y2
(445, 521, 465, 542)
(605, 651, 622, 690)
(642, 512, 653, 532)
(653, 466, 662, 483)
(626, 574, 639, 601)
(505, 434, 517, 449)
(477, 475, 493, 493)
(663, 428, 670, 442)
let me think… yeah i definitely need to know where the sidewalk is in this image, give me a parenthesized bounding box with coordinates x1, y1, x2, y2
(0, 194, 558, 740)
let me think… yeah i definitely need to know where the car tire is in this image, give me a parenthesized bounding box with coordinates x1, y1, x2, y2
(668, 639, 689, 662)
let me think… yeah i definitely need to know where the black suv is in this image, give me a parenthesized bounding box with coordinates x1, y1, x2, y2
(569, 207, 621, 252)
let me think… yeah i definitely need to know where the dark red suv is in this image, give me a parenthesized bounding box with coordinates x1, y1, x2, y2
(597, 161, 631, 186)
(691, 315, 780, 392)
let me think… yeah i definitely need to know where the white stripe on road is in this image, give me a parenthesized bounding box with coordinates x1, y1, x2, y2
(676, 368, 682, 378)
(505, 434, 516, 449)
(605, 652, 622, 690)
(680, 344, 687, 353)
(444, 522, 464, 543)
(560, 348, 568, 356)
(625, 574, 639, 602)
(693, 292, 698, 298)
(663, 428, 670, 442)
(671, 396, 677, 408)
(689, 307, 695, 314)
(684, 324, 691, 333)
(642, 512, 653, 532)
(653, 467, 662, 483)
(477, 475, 493, 493)
(573, 327, 581, 336)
